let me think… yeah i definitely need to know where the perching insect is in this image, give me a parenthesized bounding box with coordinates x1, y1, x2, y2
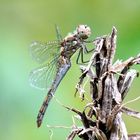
(29, 25, 93, 127)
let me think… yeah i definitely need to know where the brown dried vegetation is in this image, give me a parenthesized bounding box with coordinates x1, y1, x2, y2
(66, 27, 140, 140)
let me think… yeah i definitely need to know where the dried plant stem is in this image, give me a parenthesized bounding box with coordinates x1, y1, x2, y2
(42, 26, 140, 140)
(65, 27, 140, 140)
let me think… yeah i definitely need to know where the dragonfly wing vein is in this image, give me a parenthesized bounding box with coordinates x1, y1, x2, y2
(30, 41, 60, 63)
(29, 55, 59, 90)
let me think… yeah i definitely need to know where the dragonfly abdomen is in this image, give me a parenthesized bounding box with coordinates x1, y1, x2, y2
(37, 89, 53, 127)
(37, 61, 71, 127)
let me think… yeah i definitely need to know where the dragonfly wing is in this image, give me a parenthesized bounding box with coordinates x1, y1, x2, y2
(29, 56, 59, 90)
(55, 24, 63, 42)
(30, 41, 60, 63)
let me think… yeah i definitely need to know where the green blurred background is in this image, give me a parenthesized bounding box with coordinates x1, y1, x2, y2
(0, 0, 140, 139)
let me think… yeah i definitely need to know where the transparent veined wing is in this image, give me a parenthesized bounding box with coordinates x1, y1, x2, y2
(29, 55, 59, 90)
(55, 24, 63, 42)
(30, 41, 60, 63)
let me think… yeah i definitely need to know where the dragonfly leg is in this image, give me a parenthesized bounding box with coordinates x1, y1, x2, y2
(84, 46, 94, 53)
(76, 48, 89, 64)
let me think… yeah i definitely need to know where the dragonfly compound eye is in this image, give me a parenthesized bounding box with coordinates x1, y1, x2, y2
(77, 25, 91, 39)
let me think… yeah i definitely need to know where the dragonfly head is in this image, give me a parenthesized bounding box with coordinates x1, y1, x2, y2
(76, 25, 91, 40)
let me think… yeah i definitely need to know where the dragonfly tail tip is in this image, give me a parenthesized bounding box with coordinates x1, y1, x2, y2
(37, 120, 42, 128)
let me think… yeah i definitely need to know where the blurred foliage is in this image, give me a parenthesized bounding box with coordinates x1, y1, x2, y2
(0, 0, 140, 140)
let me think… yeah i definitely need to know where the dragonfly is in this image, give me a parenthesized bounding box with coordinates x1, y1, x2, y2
(29, 25, 93, 127)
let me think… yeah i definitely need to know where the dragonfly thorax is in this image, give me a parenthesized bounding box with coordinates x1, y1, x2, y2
(60, 25, 91, 59)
